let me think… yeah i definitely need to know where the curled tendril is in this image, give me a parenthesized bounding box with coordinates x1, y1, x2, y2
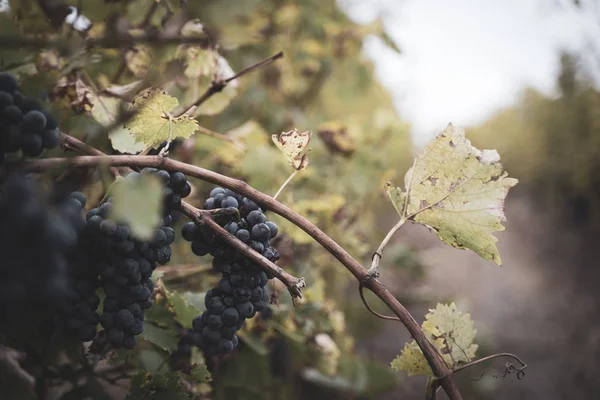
(472, 361, 526, 381)
(451, 352, 527, 382)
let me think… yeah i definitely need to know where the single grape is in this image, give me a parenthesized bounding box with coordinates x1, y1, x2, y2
(21, 110, 47, 134)
(265, 221, 278, 238)
(2, 105, 22, 124)
(0, 72, 18, 93)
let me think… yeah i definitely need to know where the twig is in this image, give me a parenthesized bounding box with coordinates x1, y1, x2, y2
(180, 202, 306, 299)
(273, 170, 298, 200)
(170, 51, 284, 118)
(367, 218, 406, 277)
(425, 377, 440, 400)
(11, 151, 463, 400)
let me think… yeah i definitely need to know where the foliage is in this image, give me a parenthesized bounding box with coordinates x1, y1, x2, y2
(386, 124, 518, 265)
(0, 0, 518, 399)
(390, 303, 478, 376)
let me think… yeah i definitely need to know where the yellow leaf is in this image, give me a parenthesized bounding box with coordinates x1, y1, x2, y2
(391, 303, 478, 376)
(272, 128, 312, 170)
(125, 90, 198, 148)
(387, 124, 518, 265)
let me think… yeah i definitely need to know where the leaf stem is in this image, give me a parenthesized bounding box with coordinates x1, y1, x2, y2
(273, 170, 298, 200)
(367, 218, 406, 277)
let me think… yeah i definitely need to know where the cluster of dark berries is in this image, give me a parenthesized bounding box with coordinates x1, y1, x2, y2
(140, 168, 192, 227)
(0, 174, 86, 335)
(0, 72, 60, 162)
(182, 187, 280, 356)
(79, 169, 187, 348)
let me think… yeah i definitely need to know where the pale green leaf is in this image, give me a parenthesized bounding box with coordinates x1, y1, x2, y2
(141, 323, 179, 352)
(90, 94, 145, 154)
(110, 173, 162, 240)
(189, 347, 211, 383)
(165, 290, 200, 329)
(390, 303, 478, 376)
(387, 123, 518, 265)
(125, 90, 198, 148)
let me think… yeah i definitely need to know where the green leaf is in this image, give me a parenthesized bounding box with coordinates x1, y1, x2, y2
(110, 173, 162, 240)
(138, 346, 169, 372)
(165, 290, 200, 330)
(386, 123, 518, 265)
(182, 291, 206, 311)
(126, 371, 187, 400)
(125, 90, 198, 148)
(189, 347, 211, 383)
(141, 323, 179, 352)
(390, 302, 478, 376)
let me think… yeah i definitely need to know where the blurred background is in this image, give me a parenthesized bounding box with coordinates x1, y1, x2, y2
(8, 0, 600, 398)
(339, 0, 600, 399)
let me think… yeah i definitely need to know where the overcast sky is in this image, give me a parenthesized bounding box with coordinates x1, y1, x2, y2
(342, 0, 600, 146)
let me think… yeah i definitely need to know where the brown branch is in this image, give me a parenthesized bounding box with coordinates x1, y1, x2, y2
(180, 202, 305, 299)
(11, 152, 462, 400)
(170, 51, 284, 118)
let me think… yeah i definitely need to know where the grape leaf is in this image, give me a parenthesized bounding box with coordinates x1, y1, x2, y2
(189, 347, 211, 382)
(165, 290, 200, 330)
(390, 303, 478, 376)
(386, 123, 518, 265)
(141, 323, 179, 352)
(125, 90, 198, 148)
(90, 94, 145, 154)
(110, 173, 162, 240)
(272, 128, 312, 170)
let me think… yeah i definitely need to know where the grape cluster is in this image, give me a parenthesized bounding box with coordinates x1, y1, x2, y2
(81, 169, 188, 348)
(182, 187, 280, 356)
(0, 174, 85, 333)
(141, 168, 192, 227)
(0, 72, 61, 163)
(54, 192, 103, 342)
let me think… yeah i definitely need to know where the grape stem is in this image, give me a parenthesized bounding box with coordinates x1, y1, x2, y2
(366, 218, 406, 278)
(180, 201, 306, 299)
(273, 170, 298, 200)
(13, 134, 465, 400)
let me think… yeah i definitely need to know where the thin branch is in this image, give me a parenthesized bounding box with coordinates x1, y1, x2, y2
(224, 51, 284, 84)
(170, 51, 284, 118)
(367, 218, 406, 276)
(139, 0, 160, 28)
(273, 170, 298, 200)
(358, 283, 400, 322)
(425, 377, 440, 400)
(180, 202, 306, 299)
(11, 152, 463, 400)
